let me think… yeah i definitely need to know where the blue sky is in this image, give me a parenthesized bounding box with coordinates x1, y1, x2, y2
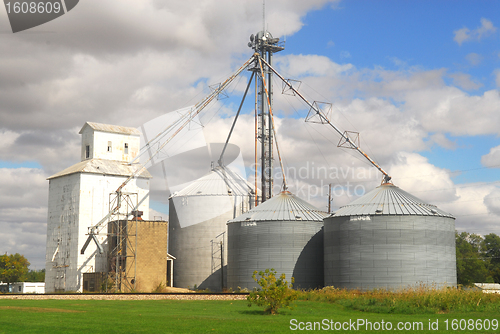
(1, 0, 500, 269)
(290, 1, 500, 86)
(277, 1, 500, 185)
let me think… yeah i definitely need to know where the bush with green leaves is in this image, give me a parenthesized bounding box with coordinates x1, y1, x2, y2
(247, 268, 297, 315)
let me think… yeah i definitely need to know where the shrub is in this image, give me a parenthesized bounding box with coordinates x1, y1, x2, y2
(247, 268, 297, 315)
(152, 282, 167, 293)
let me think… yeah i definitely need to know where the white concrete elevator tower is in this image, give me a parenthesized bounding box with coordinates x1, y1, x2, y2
(45, 122, 151, 293)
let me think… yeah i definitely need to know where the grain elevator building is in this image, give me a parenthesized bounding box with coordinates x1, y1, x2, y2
(44, 122, 151, 292)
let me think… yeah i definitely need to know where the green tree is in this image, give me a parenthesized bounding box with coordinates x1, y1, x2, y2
(455, 232, 489, 285)
(247, 268, 297, 315)
(0, 253, 30, 291)
(483, 233, 500, 283)
(26, 269, 45, 282)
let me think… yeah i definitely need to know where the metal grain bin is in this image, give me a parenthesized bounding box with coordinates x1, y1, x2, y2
(324, 183, 456, 291)
(227, 191, 327, 290)
(169, 166, 255, 291)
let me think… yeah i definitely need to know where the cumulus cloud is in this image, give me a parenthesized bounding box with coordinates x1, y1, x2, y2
(454, 18, 497, 45)
(453, 27, 470, 46)
(481, 145, 500, 168)
(389, 152, 458, 204)
(466, 53, 483, 66)
(0, 168, 48, 269)
(446, 184, 500, 235)
(448, 72, 482, 90)
(276, 54, 353, 78)
(429, 133, 457, 150)
(484, 188, 500, 216)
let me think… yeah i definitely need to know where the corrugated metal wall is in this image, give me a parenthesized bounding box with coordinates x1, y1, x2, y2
(324, 214, 457, 290)
(169, 198, 230, 291)
(227, 220, 324, 290)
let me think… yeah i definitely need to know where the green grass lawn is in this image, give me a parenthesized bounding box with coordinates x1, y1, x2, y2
(0, 298, 498, 333)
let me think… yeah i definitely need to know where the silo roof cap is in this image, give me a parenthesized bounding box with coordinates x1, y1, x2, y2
(332, 183, 454, 218)
(229, 191, 328, 223)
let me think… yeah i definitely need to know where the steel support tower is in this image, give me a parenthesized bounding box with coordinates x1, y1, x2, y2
(249, 31, 284, 202)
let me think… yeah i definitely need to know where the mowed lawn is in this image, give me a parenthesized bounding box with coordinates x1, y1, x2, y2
(0, 298, 499, 333)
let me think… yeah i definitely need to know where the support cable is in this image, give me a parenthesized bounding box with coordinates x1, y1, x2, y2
(218, 71, 255, 166)
(260, 57, 391, 184)
(254, 69, 259, 206)
(256, 55, 287, 191)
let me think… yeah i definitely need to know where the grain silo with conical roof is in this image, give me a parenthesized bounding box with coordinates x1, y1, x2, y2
(169, 166, 256, 291)
(324, 183, 456, 291)
(227, 191, 328, 290)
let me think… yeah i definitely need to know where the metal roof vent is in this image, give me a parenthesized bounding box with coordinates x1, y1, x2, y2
(375, 209, 383, 214)
(295, 215, 302, 220)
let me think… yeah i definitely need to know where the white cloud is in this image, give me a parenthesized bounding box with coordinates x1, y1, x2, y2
(477, 17, 497, 38)
(454, 18, 497, 45)
(0, 168, 48, 269)
(445, 184, 500, 235)
(466, 53, 483, 66)
(481, 145, 500, 168)
(429, 133, 457, 150)
(495, 69, 500, 87)
(448, 72, 482, 90)
(453, 27, 470, 46)
(404, 88, 500, 136)
(340, 51, 351, 59)
(484, 188, 500, 216)
(276, 54, 353, 78)
(389, 57, 408, 68)
(389, 152, 458, 204)
(386, 154, 499, 235)
(274, 55, 500, 138)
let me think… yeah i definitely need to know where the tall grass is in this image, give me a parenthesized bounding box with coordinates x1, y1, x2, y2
(297, 285, 500, 314)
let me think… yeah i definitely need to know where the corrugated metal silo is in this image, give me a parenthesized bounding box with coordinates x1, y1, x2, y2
(324, 183, 456, 291)
(169, 166, 255, 291)
(227, 191, 328, 290)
